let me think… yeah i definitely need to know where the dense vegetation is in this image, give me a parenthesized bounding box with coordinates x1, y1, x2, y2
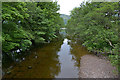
(2, 1, 120, 74)
(2, 2, 64, 58)
(66, 2, 120, 71)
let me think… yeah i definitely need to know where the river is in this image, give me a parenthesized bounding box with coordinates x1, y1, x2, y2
(3, 38, 90, 78)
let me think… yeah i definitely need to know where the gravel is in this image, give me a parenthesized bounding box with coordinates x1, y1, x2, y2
(79, 55, 118, 78)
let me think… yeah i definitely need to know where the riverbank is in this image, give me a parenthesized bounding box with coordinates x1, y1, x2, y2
(79, 54, 118, 78)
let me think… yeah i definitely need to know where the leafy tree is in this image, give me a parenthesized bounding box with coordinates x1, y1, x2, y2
(66, 2, 120, 71)
(2, 2, 64, 58)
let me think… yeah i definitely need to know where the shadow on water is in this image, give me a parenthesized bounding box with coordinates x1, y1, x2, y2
(3, 37, 91, 78)
(3, 38, 63, 78)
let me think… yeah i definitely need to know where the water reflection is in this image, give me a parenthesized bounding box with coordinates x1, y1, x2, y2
(3, 39, 63, 78)
(69, 39, 90, 67)
(3, 38, 90, 78)
(56, 38, 79, 78)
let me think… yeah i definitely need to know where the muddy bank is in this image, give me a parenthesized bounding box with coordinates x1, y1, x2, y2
(79, 55, 118, 78)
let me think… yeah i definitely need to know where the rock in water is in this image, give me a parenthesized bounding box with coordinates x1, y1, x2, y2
(34, 56, 38, 58)
(15, 59, 19, 62)
(9, 66, 13, 69)
(28, 66, 32, 69)
(6, 71, 11, 75)
(22, 58, 25, 61)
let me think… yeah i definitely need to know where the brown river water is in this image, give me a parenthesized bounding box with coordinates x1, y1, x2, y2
(3, 38, 90, 78)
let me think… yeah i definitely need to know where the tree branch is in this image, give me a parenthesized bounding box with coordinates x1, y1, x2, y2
(106, 38, 114, 48)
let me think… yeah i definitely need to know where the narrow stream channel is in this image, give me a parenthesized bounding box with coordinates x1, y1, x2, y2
(3, 38, 90, 78)
(56, 39, 78, 78)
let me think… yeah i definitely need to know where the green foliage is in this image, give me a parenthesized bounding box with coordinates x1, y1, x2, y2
(2, 2, 64, 55)
(66, 2, 120, 71)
